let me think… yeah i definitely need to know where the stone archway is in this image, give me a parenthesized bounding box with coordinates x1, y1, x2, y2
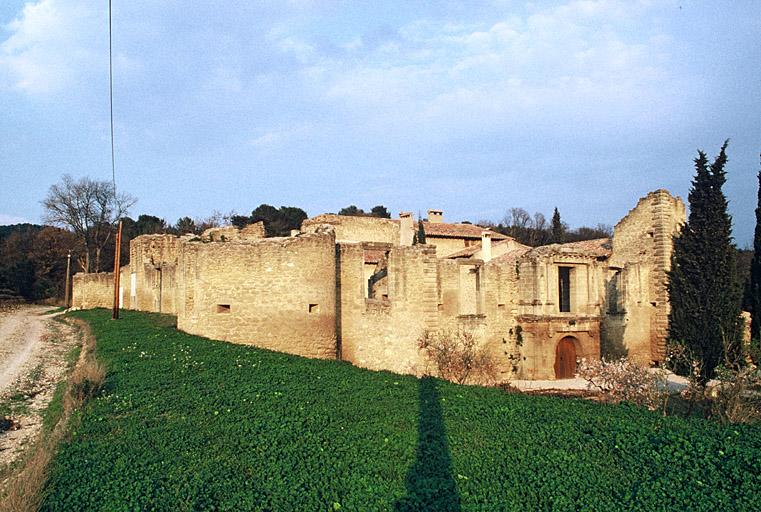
(554, 336, 578, 379)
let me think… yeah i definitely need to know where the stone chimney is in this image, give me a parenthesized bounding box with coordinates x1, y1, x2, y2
(399, 212, 414, 246)
(481, 231, 492, 262)
(428, 209, 443, 223)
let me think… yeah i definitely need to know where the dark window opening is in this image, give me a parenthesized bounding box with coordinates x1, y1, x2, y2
(309, 303, 319, 313)
(216, 304, 231, 314)
(558, 267, 571, 313)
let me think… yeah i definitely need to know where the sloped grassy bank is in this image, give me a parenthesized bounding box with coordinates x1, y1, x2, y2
(43, 310, 761, 511)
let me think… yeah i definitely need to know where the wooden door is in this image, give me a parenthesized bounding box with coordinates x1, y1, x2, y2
(554, 337, 577, 379)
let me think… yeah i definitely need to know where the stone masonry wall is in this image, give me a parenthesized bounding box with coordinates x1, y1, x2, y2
(72, 265, 130, 310)
(128, 234, 180, 314)
(338, 242, 438, 374)
(176, 229, 337, 359)
(606, 190, 685, 364)
(72, 272, 114, 309)
(303, 215, 401, 244)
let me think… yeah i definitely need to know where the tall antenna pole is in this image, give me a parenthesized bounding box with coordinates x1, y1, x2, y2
(108, 0, 116, 195)
(112, 220, 123, 320)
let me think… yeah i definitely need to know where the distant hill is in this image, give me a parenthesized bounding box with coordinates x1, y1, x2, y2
(0, 223, 44, 241)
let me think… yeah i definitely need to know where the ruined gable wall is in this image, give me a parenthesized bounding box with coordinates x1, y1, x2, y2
(128, 234, 180, 314)
(176, 230, 337, 359)
(303, 215, 400, 243)
(338, 243, 438, 374)
(606, 190, 685, 364)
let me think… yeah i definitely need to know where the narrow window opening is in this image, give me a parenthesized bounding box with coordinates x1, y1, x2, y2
(309, 303, 319, 313)
(216, 304, 231, 314)
(558, 266, 572, 313)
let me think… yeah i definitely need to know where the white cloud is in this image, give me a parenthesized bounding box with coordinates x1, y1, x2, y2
(270, 0, 680, 136)
(0, 213, 32, 225)
(0, 0, 101, 94)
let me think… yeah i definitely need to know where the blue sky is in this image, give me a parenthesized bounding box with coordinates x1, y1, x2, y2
(1, 1, 760, 244)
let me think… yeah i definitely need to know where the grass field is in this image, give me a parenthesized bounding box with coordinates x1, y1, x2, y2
(43, 310, 761, 511)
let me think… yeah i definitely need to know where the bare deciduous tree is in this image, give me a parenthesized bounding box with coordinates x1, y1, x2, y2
(42, 175, 135, 272)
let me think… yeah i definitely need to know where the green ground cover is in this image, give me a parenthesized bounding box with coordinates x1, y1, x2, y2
(44, 310, 761, 511)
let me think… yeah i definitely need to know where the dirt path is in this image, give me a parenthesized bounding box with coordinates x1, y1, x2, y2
(0, 305, 79, 475)
(0, 306, 51, 393)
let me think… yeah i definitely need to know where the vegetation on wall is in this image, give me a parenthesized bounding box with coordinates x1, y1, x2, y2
(337, 205, 392, 218)
(42, 310, 761, 511)
(668, 142, 743, 381)
(231, 204, 308, 237)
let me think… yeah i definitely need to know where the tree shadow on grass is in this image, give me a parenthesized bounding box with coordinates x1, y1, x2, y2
(395, 376, 461, 512)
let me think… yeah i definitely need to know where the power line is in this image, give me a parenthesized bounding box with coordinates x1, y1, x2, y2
(108, 0, 116, 195)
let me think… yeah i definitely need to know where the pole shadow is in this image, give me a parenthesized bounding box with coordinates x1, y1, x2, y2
(395, 376, 461, 512)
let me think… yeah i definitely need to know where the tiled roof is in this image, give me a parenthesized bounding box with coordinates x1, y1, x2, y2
(528, 238, 612, 259)
(555, 238, 612, 257)
(418, 221, 507, 240)
(446, 238, 515, 259)
(492, 246, 532, 263)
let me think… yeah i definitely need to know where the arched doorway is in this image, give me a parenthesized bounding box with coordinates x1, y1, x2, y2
(554, 336, 577, 379)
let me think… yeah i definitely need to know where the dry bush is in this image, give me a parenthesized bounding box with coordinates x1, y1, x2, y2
(68, 359, 105, 405)
(710, 364, 761, 424)
(418, 330, 497, 385)
(577, 358, 668, 411)
(708, 334, 761, 424)
(667, 338, 761, 424)
(665, 343, 706, 416)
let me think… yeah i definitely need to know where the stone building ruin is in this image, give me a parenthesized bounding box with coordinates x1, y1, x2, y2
(72, 190, 685, 381)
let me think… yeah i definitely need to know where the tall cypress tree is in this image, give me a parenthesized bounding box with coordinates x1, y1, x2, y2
(749, 156, 761, 345)
(668, 141, 742, 381)
(551, 207, 564, 243)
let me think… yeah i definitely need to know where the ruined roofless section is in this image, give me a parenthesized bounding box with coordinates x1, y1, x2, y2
(71, 190, 685, 381)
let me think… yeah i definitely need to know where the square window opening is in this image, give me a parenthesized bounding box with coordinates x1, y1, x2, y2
(216, 304, 231, 314)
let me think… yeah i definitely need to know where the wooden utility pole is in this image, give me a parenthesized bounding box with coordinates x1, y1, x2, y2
(64, 251, 72, 308)
(112, 220, 123, 320)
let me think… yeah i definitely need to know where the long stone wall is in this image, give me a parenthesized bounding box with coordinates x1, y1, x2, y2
(68, 190, 685, 382)
(72, 266, 130, 310)
(176, 228, 337, 359)
(72, 272, 114, 309)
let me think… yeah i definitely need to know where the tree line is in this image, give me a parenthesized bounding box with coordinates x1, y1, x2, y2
(480, 206, 612, 246)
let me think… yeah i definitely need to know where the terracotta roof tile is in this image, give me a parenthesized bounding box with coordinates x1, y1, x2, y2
(418, 221, 507, 240)
(446, 238, 515, 259)
(528, 238, 612, 259)
(555, 238, 612, 257)
(492, 246, 532, 263)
